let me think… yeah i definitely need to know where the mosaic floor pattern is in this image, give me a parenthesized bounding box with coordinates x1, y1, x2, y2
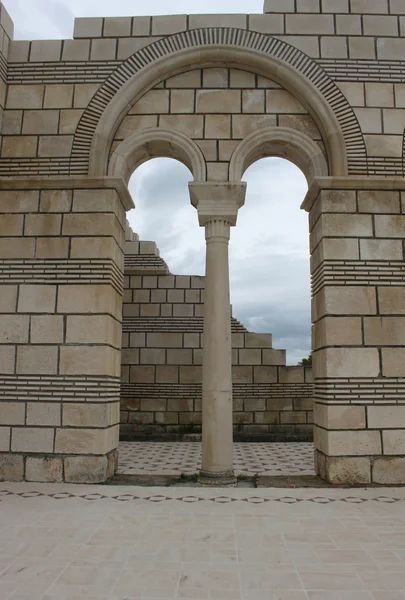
(1, 483, 405, 599)
(118, 442, 316, 476)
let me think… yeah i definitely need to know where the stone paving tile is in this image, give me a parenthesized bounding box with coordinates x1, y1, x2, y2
(1, 484, 405, 599)
(118, 442, 316, 476)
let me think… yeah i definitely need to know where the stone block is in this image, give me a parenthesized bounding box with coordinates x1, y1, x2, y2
(156, 412, 179, 425)
(36, 238, 69, 261)
(349, 37, 376, 60)
(338, 82, 364, 107)
(179, 366, 202, 384)
(383, 108, 405, 135)
(0, 402, 25, 426)
(322, 0, 349, 11)
(62, 39, 90, 61)
(44, 84, 74, 109)
(73, 17, 103, 38)
(63, 403, 110, 427)
(160, 114, 204, 137)
(183, 333, 200, 348)
(314, 348, 380, 378)
(264, 0, 295, 11)
(378, 38, 405, 60)
(66, 315, 120, 347)
(323, 455, 371, 485)
(62, 212, 117, 236)
(379, 287, 405, 315)
(253, 366, 278, 383)
(11, 427, 54, 453)
(26, 457, 63, 483)
(0, 315, 29, 344)
(58, 109, 83, 135)
(146, 332, 183, 348)
(2, 136, 37, 158)
(294, 398, 314, 411)
(232, 366, 253, 384)
(249, 14, 284, 34)
(313, 317, 362, 347)
(207, 163, 229, 181)
(30, 40, 61, 62)
(156, 365, 179, 383)
(140, 304, 160, 318)
(382, 348, 405, 377)
(168, 399, 194, 412)
(140, 348, 165, 365)
(170, 89, 195, 114)
(56, 426, 118, 455)
(242, 89, 266, 114)
(279, 367, 305, 384)
(365, 135, 403, 158)
(24, 214, 61, 236)
(27, 402, 61, 426)
(245, 398, 266, 412)
(17, 345, 58, 375)
(189, 14, 247, 28)
(366, 83, 395, 108)
(373, 457, 405, 485)
(364, 15, 398, 36)
(360, 239, 403, 260)
(38, 135, 73, 157)
(354, 108, 382, 134)
(375, 215, 405, 238)
(297, 0, 320, 10)
(0, 190, 39, 213)
(0, 214, 23, 236)
(266, 90, 306, 114)
(383, 430, 405, 455)
(255, 412, 279, 425)
(0, 285, 16, 312)
(173, 304, 194, 317)
(280, 412, 307, 424)
(131, 89, 169, 114)
(0, 454, 24, 482)
(2, 111, 23, 135)
(286, 14, 334, 34)
(312, 287, 376, 319)
(167, 349, 193, 365)
(103, 17, 131, 37)
(64, 453, 116, 483)
(185, 290, 200, 303)
(0, 346, 15, 374)
(320, 37, 348, 59)
(205, 115, 231, 139)
(129, 365, 154, 383)
(152, 15, 187, 35)
(364, 317, 405, 347)
(74, 83, 100, 108)
(233, 115, 277, 138)
(196, 90, 241, 114)
(351, 0, 388, 12)
(166, 71, 201, 88)
(40, 189, 72, 212)
(314, 403, 366, 430)
(368, 406, 405, 429)
(60, 346, 120, 377)
(262, 349, 286, 366)
(0, 238, 35, 258)
(167, 289, 184, 303)
(202, 68, 228, 88)
(316, 428, 382, 456)
(18, 284, 56, 313)
(133, 16, 151, 35)
(239, 349, 262, 366)
(0, 426, 10, 451)
(8, 40, 30, 62)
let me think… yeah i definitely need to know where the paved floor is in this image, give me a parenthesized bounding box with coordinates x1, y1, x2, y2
(118, 442, 316, 477)
(1, 483, 405, 599)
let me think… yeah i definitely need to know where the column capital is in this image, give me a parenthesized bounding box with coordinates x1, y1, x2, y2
(189, 182, 247, 227)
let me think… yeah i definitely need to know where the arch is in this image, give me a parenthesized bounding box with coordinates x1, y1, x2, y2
(71, 29, 367, 178)
(229, 126, 329, 184)
(108, 128, 206, 183)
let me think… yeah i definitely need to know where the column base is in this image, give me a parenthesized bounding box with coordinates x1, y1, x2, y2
(197, 469, 237, 487)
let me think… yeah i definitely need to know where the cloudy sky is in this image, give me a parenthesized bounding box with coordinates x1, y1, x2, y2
(5, 0, 312, 365)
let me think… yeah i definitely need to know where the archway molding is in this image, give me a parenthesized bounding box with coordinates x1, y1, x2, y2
(70, 29, 367, 178)
(108, 128, 207, 183)
(229, 126, 329, 184)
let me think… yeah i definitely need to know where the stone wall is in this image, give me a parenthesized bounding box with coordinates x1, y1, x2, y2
(120, 237, 314, 441)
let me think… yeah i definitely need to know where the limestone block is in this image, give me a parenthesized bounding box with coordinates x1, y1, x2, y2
(62, 213, 117, 236)
(55, 426, 119, 456)
(314, 347, 380, 378)
(264, 0, 295, 12)
(152, 15, 187, 35)
(266, 90, 306, 114)
(0, 190, 39, 213)
(0, 286, 17, 312)
(349, 37, 376, 60)
(196, 90, 241, 114)
(167, 399, 193, 413)
(150, 290, 167, 303)
(325, 456, 371, 485)
(40, 190, 72, 212)
(30, 40, 61, 62)
(140, 348, 165, 364)
(2, 136, 37, 158)
(278, 367, 305, 384)
(74, 83, 100, 108)
(18, 285, 56, 313)
(117, 37, 156, 60)
(38, 135, 73, 157)
(73, 189, 120, 213)
(30, 315, 63, 344)
(364, 317, 405, 347)
(294, 398, 313, 411)
(383, 430, 405, 455)
(365, 83, 394, 109)
(206, 163, 229, 182)
(62, 40, 90, 61)
(133, 289, 150, 303)
(238, 349, 261, 366)
(104, 17, 131, 37)
(368, 406, 405, 430)
(322, 0, 349, 11)
(24, 214, 61, 236)
(245, 333, 273, 348)
(359, 191, 400, 215)
(0, 238, 35, 259)
(378, 38, 405, 60)
(0, 346, 15, 374)
(17, 345, 58, 375)
(232, 366, 253, 384)
(382, 348, 405, 377)
(0, 214, 23, 236)
(249, 14, 284, 34)
(129, 332, 145, 348)
(337, 82, 364, 107)
(183, 333, 200, 348)
(156, 365, 179, 383)
(0, 315, 29, 344)
(205, 115, 231, 139)
(191, 276, 205, 289)
(0, 402, 25, 426)
(44, 85, 74, 109)
(314, 286, 376, 321)
(351, 0, 388, 12)
(314, 317, 362, 347)
(63, 403, 111, 427)
(166, 71, 201, 88)
(320, 37, 348, 59)
(255, 412, 279, 425)
(155, 412, 179, 425)
(286, 14, 334, 34)
(379, 287, 405, 315)
(375, 215, 405, 238)
(8, 40, 30, 62)
(316, 189, 357, 214)
(242, 90, 265, 114)
(146, 333, 183, 348)
(60, 346, 120, 377)
(25, 457, 63, 483)
(310, 215, 373, 251)
(360, 239, 403, 261)
(390, 0, 405, 12)
(185, 290, 200, 303)
(364, 15, 398, 36)
(130, 364, 156, 383)
(167, 349, 193, 365)
(26, 402, 61, 426)
(131, 90, 169, 114)
(316, 428, 382, 456)
(262, 349, 286, 365)
(0, 454, 24, 482)
(232, 115, 276, 139)
(314, 403, 366, 430)
(297, 0, 320, 10)
(278, 35, 320, 57)
(179, 366, 202, 384)
(66, 315, 120, 347)
(140, 304, 160, 317)
(373, 457, 405, 485)
(170, 90, 195, 114)
(202, 68, 228, 89)
(2, 110, 22, 134)
(11, 427, 54, 453)
(189, 14, 247, 28)
(311, 239, 359, 272)
(70, 237, 119, 261)
(253, 366, 278, 383)
(167, 289, 184, 303)
(354, 108, 381, 134)
(133, 16, 151, 35)
(197, 140, 217, 162)
(383, 109, 405, 135)
(73, 17, 103, 38)
(230, 70, 256, 88)
(119, 114, 159, 137)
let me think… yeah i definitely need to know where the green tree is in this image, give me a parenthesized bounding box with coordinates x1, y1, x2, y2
(298, 353, 312, 367)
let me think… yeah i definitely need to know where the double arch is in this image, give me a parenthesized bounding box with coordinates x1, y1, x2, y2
(71, 28, 368, 179)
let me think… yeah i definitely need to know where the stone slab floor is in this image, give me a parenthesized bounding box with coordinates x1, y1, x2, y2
(1, 483, 405, 599)
(118, 442, 316, 477)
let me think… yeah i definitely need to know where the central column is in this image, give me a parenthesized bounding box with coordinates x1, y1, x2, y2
(189, 182, 246, 486)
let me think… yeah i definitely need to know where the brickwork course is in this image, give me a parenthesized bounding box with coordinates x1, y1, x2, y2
(1, 0, 405, 485)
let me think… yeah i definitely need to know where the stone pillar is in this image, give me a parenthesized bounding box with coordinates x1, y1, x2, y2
(189, 182, 246, 486)
(0, 177, 133, 483)
(303, 177, 405, 485)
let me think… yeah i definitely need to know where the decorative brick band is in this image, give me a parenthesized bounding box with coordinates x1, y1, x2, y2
(312, 261, 405, 296)
(315, 379, 405, 404)
(72, 28, 367, 175)
(123, 317, 248, 333)
(0, 375, 121, 401)
(7, 61, 119, 84)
